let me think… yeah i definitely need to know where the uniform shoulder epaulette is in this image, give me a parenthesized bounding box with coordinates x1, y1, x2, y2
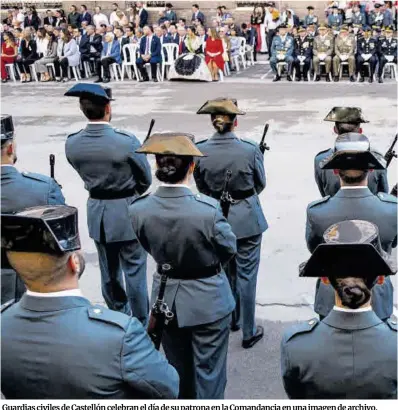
(113, 128, 133, 138)
(315, 148, 332, 160)
(196, 139, 208, 145)
(1, 299, 15, 314)
(386, 317, 397, 332)
(22, 171, 51, 183)
(377, 192, 398, 204)
(240, 138, 257, 148)
(284, 318, 319, 343)
(66, 129, 83, 139)
(131, 192, 151, 204)
(308, 196, 331, 208)
(194, 193, 218, 208)
(87, 305, 130, 330)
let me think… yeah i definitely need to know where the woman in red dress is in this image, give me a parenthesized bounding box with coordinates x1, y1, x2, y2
(205, 28, 224, 81)
(1, 32, 18, 83)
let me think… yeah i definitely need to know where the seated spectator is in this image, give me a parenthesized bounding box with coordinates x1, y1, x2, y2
(155, 26, 169, 45)
(106, 25, 114, 33)
(192, 4, 205, 25)
(95, 32, 121, 83)
(229, 28, 242, 68)
(165, 3, 178, 24)
(169, 24, 179, 43)
(1, 31, 18, 83)
(197, 25, 208, 48)
(136, 25, 162, 82)
(53, 27, 62, 40)
(72, 27, 82, 47)
(158, 11, 168, 25)
(177, 26, 188, 54)
(241, 23, 258, 61)
(93, 6, 109, 28)
(133, 27, 144, 45)
(44, 10, 56, 27)
(115, 27, 129, 59)
(16, 30, 38, 82)
(125, 25, 135, 43)
(81, 21, 88, 35)
(205, 27, 224, 81)
(55, 10, 67, 27)
(228, 17, 242, 36)
(53, 28, 79, 82)
(80, 5, 92, 25)
(34, 32, 57, 82)
(2, 10, 14, 26)
(68, 5, 81, 29)
(219, 26, 231, 66)
(24, 7, 41, 31)
(36, 28, 47, 58)
(178, 18, 187, 28)
(80, 25, 103, 74)
(285, 9, 300, 27)
(97, 24, 107, 37)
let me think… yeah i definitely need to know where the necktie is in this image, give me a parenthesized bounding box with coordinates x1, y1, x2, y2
(179, 37, 183, 54)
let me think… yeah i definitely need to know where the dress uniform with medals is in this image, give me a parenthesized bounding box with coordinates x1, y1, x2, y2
(1, 205, 179, 399)
(307, 133, 397, 321)
(314, 107, 389, 197)
(282, 220, 397, 399)
(377, 26, 397, 83)
(194, 99, 267, 348)
(64, 84, 152, 323)
(356, 27, 378, 82)
(270, 24, 295, 81)
(327, 6, 343, 31)
(129, 133, 236, 399)
(303, 6, 318, 28)
(333, 25, 356, 81)
(1, 115, 65, 305)
(293, 27, 313, 81)
(368, 4, 385, 28)
(313, 24, 334, 81)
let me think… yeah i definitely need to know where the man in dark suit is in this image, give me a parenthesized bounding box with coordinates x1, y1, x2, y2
(115, 27, 129, 59)
(24, 7, 41, 31)
(306, 133, 397, 322)
(137, 26, 162, 82)
(191, 4, 205, 25)
(241, 23, 257, 61)
(136, 2, 148, 28)
(80, 4, 92, 25)
(44, 10, 56, 27)
(168, 24, 179, 44)
(80, 25, 103, 77)
(177, 26, 188, 55)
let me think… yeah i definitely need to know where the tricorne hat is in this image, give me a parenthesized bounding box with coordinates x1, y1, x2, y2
(320, 133, 386, 170)
(1, 115, 14, 144)
(299, 220, 396, 278)
(64, 83, 114, 104)
(324, 106, 369, 123)
(136, 132, 205, 157)
(197, 98, 246, 115)
(1, 206, 81, 255)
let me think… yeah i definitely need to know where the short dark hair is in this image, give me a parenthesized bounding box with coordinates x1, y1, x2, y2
(155, 155, 193, 184)
(116, 27, 124, 34)
(241, 23, 248, 29)
(112, 3, 118, 7)
(192, 4, 199, 9)
(179, 18, 187, 24)
(338, 170, 369, 184)
(71, 5, 77, 11)
(46, 9, 52, 13)
(100, 24, 107, 29)
(81, 5, 87, 10)
(146, 25, 154, 33)
(335, 122, 361, 134)
(80, 99, 107, 120)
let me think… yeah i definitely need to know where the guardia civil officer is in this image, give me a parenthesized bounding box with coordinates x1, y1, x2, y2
(282, 220, 397, 399)
(129, 133, 236, 399)
(1, 205, 179, 399)
(307, 133, 397, 321)
(64, 84, 152, 323)
(314, 107, 389, 197)
(1, 115, 65, 305)
(194, 98, 267, 349)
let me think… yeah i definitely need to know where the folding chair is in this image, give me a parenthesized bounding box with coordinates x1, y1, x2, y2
(161, 43, 178, 81)
(121, 44, 140, 81)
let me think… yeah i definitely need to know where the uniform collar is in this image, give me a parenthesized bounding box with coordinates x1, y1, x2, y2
(19, 293, 91, 312)
(333, 305, 372, 313)
(1, 165, 18, 175)
(211, 131, 238, 140)
(323, 309, 383, 330)
(154, 186, 193, 198)
(335, 186, 373, 198)
(26, 289, 83, 298)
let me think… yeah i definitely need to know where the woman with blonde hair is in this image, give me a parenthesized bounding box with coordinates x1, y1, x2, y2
(205, 28, 224, 81)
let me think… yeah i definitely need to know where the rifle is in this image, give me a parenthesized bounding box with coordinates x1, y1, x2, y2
(220, 169, 233, 219)
(259, 123, 271, 154)
(144, 119, 155, 144)
(49, 154, 62, 187)
(391, 184, 397, 197)
(147, 264, 174, 350)
(219, 169, 240, 331)
(384, 134, 397, 168)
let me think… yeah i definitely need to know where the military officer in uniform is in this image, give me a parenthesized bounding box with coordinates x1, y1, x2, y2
(351, 3, 366, 27)
(270, 24, 295, 82)
(327, 6, 343, 32)
(314, 107, 389, 197)
(306, 133, 397, 321)
(313, 23, 334, 82)
(303, 6, 318, 28)
(333, 25, 356, 82)
(368, 3, 385, 29)
(130, 133, 236, 399)
(1, 115, 65, 305)
(356, 27, 378, 82)
(293, 26, 313, 81)
(194, 98, 267, 349)
(282, 220, 397, 399)
(377, 26, 397, 83)
(64, 84, 152, 324)
(1, 205, 179, 399)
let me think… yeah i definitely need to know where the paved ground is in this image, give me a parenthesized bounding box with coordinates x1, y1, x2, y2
(1, 61, 397, 399)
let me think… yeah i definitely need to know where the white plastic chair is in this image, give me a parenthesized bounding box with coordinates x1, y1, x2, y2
(69, 65, 81, 81)
(161, 43, 178, 81)
(292, 60, 312, 81)
(83, 60, 93, 78)
(46, 63, 56, 79)
(29, 64, 39, 81)
(277, 61, 287, 76)
(245, 45, 255, 66)
(5, 64, 17, 82)
(314, 61, 333, 81)
(382, 62, 397, 81)
(121, 44, 140, 81)
(356, 62, 374, 82)
(339, 61, 349, 79)
(101, 63, 122, 81)
(232, 37, 247, 71)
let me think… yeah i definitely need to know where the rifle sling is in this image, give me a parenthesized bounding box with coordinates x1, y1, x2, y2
(156, 264, 221, 280)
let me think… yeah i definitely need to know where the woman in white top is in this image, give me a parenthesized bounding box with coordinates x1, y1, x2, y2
(35, 28, 48, 58)
(34, 32, 58, 81)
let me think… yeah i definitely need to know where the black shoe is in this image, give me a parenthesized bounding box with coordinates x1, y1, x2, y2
(140, 78, 149, 82)
(242, 325, 264, 349)
(303, 77, 308, 82)
(272, 75, 281, 82)
(315, 75, 321, 82)
(94, 78, 103, 83)
(326, 76, 331, 82)
(368, 77, 373, 83)
(56, 78, 62, 83)
(103, 78, 110, 83)
(378, 77, 383, 83)
(296, 76, 301, 82)
(359, 76, 365, 82)
(230, 324, 241, 332)
(61, 78, 69, 83)
(334, 76, 339, 82)
(152, 78, 158, 82)
(286, 75, 292, 82)
(1, 79, 7, 83)
(349, 75, 355, 82)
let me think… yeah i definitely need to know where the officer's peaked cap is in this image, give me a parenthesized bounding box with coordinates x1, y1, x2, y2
(299, 220, 396, 278)
(1, 206, 81, 255)
(197, 98, 246, 115)
(136, 132, 205, 157)
(324, 106, 369, 123)
(64, 83, 114, 104)
(1, 115, 14, 144)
